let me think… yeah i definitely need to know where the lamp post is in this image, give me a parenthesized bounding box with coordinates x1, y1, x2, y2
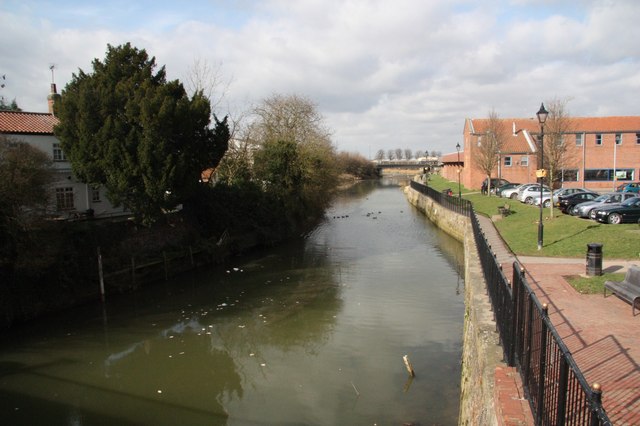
(536, 103, 549, 251)
(455, 142, 462, 198)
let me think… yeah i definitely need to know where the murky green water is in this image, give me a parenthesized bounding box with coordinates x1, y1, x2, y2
(0, 179, 464, 425)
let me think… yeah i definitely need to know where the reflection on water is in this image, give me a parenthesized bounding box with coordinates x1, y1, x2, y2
(0, 178, 464, 425)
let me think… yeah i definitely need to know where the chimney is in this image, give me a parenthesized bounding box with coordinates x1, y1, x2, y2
(512, 122, 516, 136)
(47, 83, 61, 115)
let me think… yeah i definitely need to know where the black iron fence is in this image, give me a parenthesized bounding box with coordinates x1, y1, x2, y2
(410, 180, 611, 425)
(409, 180, 472, 217)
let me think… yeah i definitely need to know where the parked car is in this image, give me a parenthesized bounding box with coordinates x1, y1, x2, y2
(532, 188, 590, 208)
(518, 185, 551, 204)
(495, 183, 520, 197)
(618, 182, 640, 193)
(503, 183, 537, 199)
(571, 192, 638, 218)
(557, 191, 599, 214)
(592, 196, 640, 224)
(481, 178, 510, 194)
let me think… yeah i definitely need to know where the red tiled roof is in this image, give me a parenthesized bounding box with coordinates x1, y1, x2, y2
(469, 116, 640, 135)
(0, 111, 59, 134)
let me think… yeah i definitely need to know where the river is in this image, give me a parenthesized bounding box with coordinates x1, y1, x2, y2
(0, 178, 465, 425)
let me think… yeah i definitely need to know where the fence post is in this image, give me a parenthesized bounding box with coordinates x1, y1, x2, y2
(523, 292, 535, 389)
(556, 355, 569, 426)
(536, 303, 549, 424)
(590, 383, 602, 426)
(508, 264, 519, 367)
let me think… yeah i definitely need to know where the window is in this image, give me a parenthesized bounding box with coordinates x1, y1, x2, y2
(595, 134, 602, 145)
(575, 133, 583, 146)
(56, 187, 74, 210)
(91, 187, 101, 203)
(615, 133, 622, 145)
(584, 169, 634, 181)
(636, 133, 640, 144)
(53, 143, 66, 161)
(520, 156, 529, 166)
(504, 156, 512, 167)
(560, 169, 579, 182)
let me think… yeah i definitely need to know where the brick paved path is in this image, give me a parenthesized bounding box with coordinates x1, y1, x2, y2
(476, 215, 640, 425)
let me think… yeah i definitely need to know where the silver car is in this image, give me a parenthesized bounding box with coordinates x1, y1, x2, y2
(518, 185, 551, 204)
(532, 187, 590, 208)
(571, 192, 638, 218)
(503, 183, 537, 199)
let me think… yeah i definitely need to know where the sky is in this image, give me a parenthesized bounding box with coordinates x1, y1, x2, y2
(1, 0, 639, 157)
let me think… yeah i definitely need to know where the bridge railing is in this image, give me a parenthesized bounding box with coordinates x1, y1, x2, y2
(410, 179, 611, 425)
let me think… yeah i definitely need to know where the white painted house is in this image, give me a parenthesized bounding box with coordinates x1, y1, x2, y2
(0, 84, 129, 219)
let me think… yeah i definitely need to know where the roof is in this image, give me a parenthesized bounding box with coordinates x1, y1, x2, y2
(0, 111, 59, 135)
(468, 116, 640, 135)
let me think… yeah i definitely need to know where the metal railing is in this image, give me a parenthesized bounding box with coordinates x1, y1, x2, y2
(409, 180, 472, 217)
(411, 180, 611, 425)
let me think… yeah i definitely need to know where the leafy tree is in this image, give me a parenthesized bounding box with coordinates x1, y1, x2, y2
(54, 43, 229, 225)
(0, 136, 54, 282)
(337, 151, 378, 179)
(475, 109, 507, 196)
(0, 98, 21, 111)
(251, 94, 338, 226)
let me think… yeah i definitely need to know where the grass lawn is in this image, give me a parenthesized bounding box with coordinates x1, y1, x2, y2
(424, 174, 640, 260)
(564, 273, 626, 295)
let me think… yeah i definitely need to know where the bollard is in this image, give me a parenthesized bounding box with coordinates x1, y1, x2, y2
(586, 243, 603, 276)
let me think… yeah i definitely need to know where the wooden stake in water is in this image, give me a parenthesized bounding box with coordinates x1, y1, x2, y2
(97, 246, 105, 303)
(403, 355, 415, 377)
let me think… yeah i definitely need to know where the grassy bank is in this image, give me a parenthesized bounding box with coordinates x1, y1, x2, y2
(425, 174, 640, 260)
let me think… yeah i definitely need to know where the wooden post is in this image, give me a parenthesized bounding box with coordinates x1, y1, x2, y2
(403, 355, 415, 377)
(97, 247, 105, 303)
(131, 256, 136, 286)
(163, 251, 168, 280)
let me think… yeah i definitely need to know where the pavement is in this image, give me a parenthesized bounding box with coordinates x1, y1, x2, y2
(476, 215, 640, 426)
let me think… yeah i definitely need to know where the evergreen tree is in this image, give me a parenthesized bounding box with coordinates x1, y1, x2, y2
(54, 43, 229, 224)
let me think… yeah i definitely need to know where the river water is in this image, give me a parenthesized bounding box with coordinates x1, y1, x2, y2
(0, 178, 465, 425)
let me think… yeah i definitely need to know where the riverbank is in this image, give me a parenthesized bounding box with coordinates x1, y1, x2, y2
(404, 184, 534, 425)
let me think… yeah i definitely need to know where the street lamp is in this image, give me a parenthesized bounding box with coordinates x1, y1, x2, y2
(536, 103, 549, 251)
(455, 142, 462, 198)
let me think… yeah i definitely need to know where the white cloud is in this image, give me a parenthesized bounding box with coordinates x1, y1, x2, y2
(1, 0, 638, 157)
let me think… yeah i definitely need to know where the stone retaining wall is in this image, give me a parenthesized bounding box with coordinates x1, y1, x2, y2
(404, 186, 504, 426)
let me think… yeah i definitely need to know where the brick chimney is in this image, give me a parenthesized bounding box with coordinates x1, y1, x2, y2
(47, 83, 61, 115)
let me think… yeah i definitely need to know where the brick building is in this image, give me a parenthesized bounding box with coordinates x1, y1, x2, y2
(442, 116, 640, 192)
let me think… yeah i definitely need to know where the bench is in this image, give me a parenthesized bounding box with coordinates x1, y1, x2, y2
(604, 265, 640, 315)
(497, 203, 511, 217)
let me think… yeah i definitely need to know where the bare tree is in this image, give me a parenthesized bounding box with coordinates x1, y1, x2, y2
(404, 149, 413, 160)
(541, 98, 573, 217)
(414, 150, 425, 159)
(375, 149, 385, 161)
(387, 149, 395, 160)
(475, 109, 508, 196)
(395, 148, 403, 160)
(184, 58, 232, 112)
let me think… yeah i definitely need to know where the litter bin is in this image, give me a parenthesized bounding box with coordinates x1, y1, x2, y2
(586, 243, 603, 276)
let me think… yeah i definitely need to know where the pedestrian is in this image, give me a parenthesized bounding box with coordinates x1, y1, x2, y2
(481, 181, 487, 195)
